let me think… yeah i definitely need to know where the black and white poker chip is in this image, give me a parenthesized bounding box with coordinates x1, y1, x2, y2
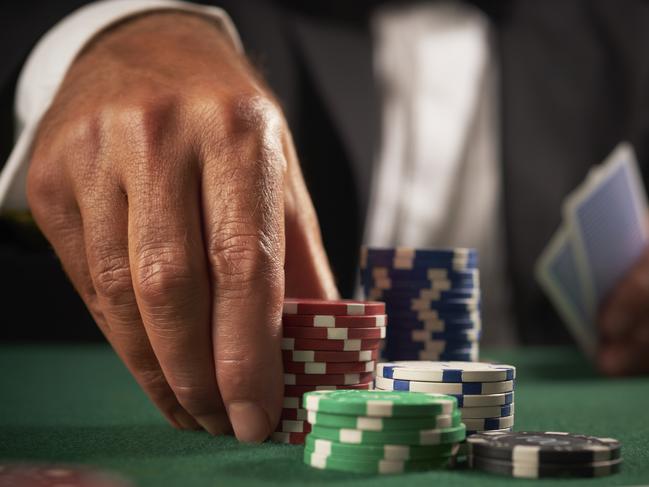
(469, 456, 623, 479)
(466, 431, 622, 464)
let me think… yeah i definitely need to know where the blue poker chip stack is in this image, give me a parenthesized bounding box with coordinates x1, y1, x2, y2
(360, 247, 481, 361)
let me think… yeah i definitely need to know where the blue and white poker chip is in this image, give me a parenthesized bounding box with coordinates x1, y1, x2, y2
(377, 361, 516, 383)
(374, 376, 515, 395)
(387, 317, 481, 332)
(367, 288, 480, 302)
(463, 415, 514, 431)
(361, 247, 479, 271)
(453, 392, 514, 407)
(386, 329, 482, 342)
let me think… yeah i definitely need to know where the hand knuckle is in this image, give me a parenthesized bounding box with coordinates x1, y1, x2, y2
(208, 230, 282, 294)
(135, 244, 193, 306)
(92, 251, 133, 305)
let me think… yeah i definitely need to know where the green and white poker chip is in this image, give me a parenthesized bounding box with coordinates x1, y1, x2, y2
(304, 449, 451, 474)
(309, 423, 466, 445)
(307, 410, 462, 431)
(305, 436, 458, 461)
(303, 389, 457, 417)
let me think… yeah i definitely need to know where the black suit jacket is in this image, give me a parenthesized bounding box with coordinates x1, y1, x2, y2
(2, 0, 649, 344)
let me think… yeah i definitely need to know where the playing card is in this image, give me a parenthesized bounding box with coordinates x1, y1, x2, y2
(535, 225, 595, 356)
(563, 142, 649, 314)
(536, 142, 649, 357)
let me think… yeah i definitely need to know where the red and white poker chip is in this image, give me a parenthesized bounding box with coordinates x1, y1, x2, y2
(282, 349, 379, 363)
(280, 407, 308, 421)
(283, 360, 375, 375)
(281, 337, 382, 352)
(284, 371, 374, 386)
(282, 326, 386, 340)
(269, 431, 308, 445)
(283, 298, 385, 316)
(283, 382, 372, 403)
(282, 314, 387, 328)
(275, 419, 311, 434)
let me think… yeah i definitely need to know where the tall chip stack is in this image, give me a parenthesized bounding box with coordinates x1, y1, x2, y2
(302, 390, 466, 474)
(374, 361, 516, 438)
(271, 298, 387, 444)
(360, 247, 480, 361)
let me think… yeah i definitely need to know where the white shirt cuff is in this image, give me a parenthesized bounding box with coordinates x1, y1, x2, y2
(0, 0, 242, 211)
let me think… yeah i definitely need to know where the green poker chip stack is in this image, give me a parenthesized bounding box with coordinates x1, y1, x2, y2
(302, 390, 465, 474)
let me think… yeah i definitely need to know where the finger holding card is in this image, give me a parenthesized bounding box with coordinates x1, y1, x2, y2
(598, 245, 649, 375)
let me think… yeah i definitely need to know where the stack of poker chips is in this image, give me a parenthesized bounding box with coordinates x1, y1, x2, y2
(467, 431, 622, 479)
(271, 298, 387, 444)
(360, 247, 480, 361)
(302, 390, 466, 474)
(374, 361, 516, 436)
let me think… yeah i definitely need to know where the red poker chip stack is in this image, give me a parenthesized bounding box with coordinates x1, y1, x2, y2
(270, 298, 387, 444)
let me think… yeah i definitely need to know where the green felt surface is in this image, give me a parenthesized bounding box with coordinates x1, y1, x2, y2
(1, 344, 648, 486)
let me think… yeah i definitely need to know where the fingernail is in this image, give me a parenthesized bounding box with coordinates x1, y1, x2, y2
(172, 409, 201, 430)
(228, 401, 271, 443)
(195, 413, 231, 436)
(602, 311, 631, 338)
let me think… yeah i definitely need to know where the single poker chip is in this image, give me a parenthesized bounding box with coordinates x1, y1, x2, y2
(304, 449, 451, 474)
(361, 247, 478, 269)
(367, 288, 480, 302)
(460, 403, 515, 419)
(283, 298, 385, 316)
(384, 339, 480, 352)
(307, 410, 462, 431)
(305, 436, 459, 461)
(280, 407, 308, 421)
(282, 314, 387, 328)
(282, 349, 379, 363)
(385, 300, 481, 314)
(387, 308, 482, 322)
(382, 345, 479, 359)
(462, 415, 514, 431)
(303, 390, 457, 417)
(309, 423, 466, 446)
(387, 318, 481, 332)
(453, 392, 514, 408)
(284, 371, 374, 386)
(397, 329, 482, 343)
(283, 382, 372, 401)
(374, 376, 514, 395)
(269, 431, 308, 445)
(364, 280, 478, 295)
(276, 419, 312, 433)
(0, 464, 132, 487)
(283, 360, 375, 374)
(466, 427, 512, 436)
(469, 456, 623, 479)
(377, 361, 516, 382)
(466, 432, 622, 464)
(363, 266, 479, 282)
(281, 337, 382, 352)
(381, 349, 480, 363)
(282, 325, 386, 340)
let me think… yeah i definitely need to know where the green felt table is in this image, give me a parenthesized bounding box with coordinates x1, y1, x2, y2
(1, 344, 648, 486)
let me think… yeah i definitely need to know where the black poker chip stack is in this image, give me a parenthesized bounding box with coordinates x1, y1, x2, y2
(466, 431, 622, 479)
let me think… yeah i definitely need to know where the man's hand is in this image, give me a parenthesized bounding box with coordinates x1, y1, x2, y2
(26, 12, 338, 442)
(598, 247, 649, 376)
